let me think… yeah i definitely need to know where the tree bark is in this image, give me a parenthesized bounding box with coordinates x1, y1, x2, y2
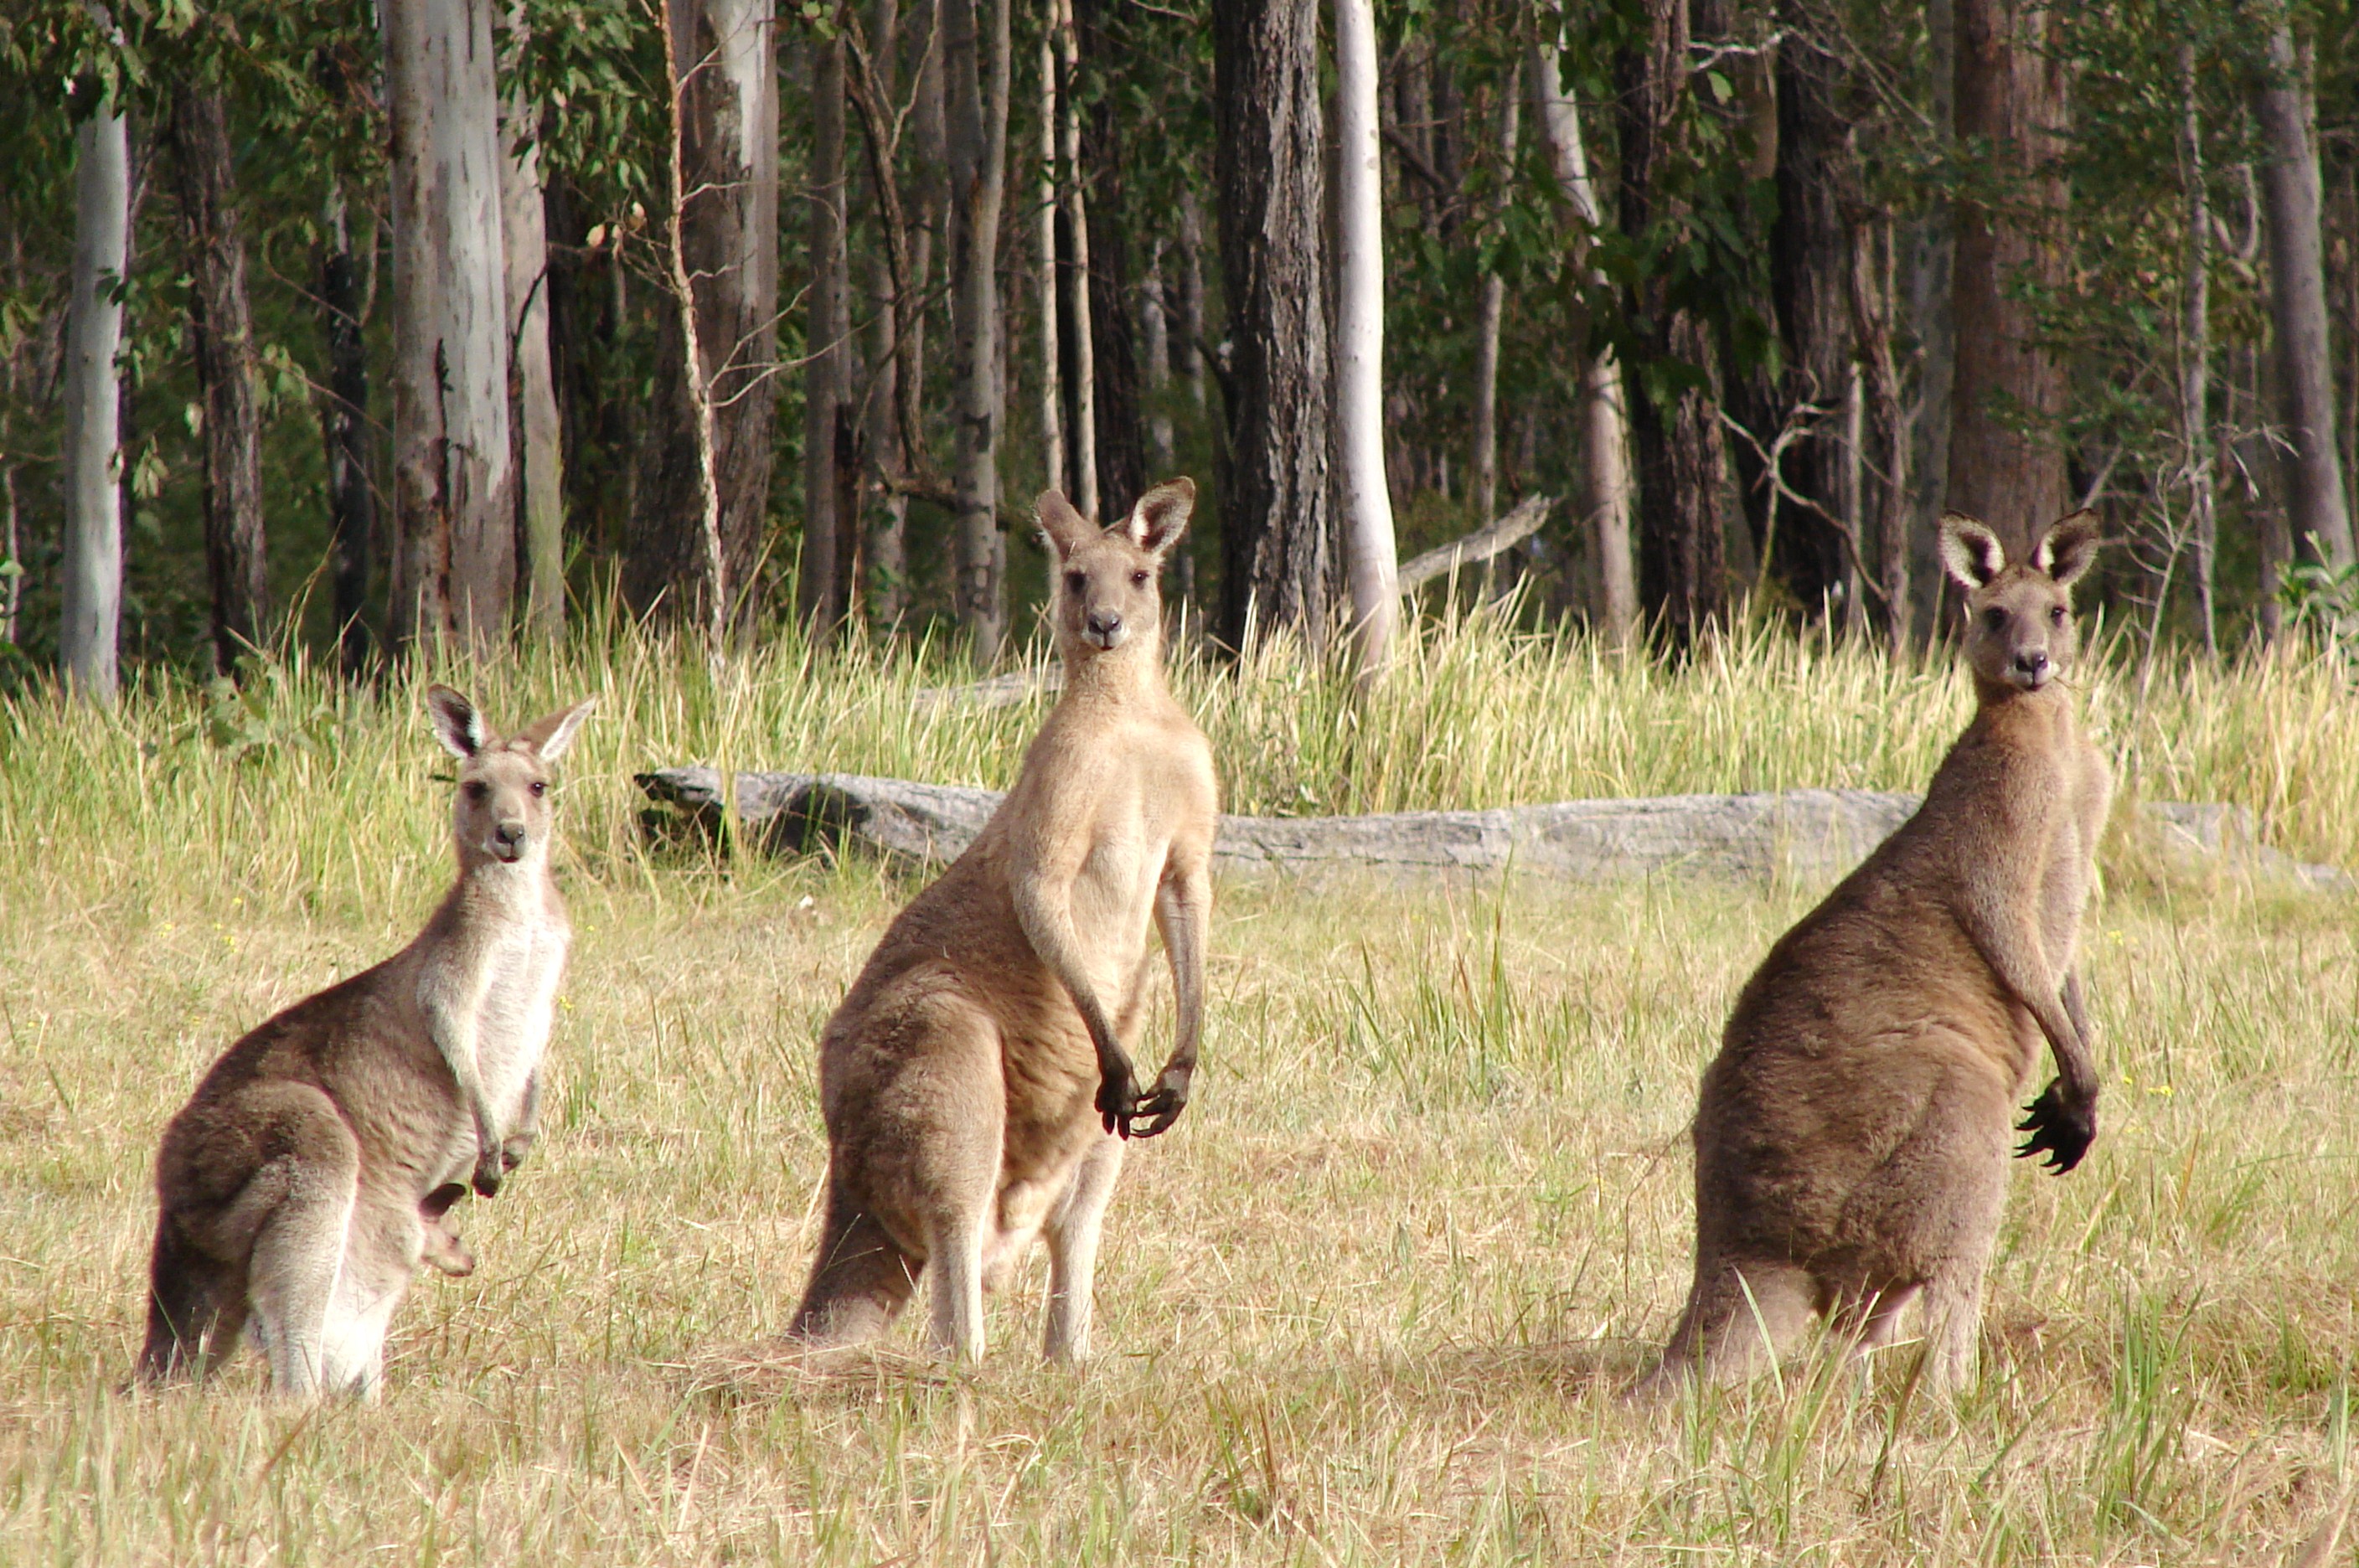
(1947, 0, 2071, 558)
(1143, 238, 1177, 477)
(168, 82, 268, 675)
(499, 15, 565, 641)
(319, 182, 375, 676)
(1531, 39, 1637, 644)
(2252, 17, 2356, 570)
(385, 0, 517, 653)
(944, 0, 1010, 653)
(1175, 192, 1207, 411)
(1617, 0, 1732, 647)
(1051, 0, 1102, 515)
(1212, 0, 1332, 651)
(624, 0, 778, 632)
(860, 0, 932, 630)
(1904, 0, 1956, 637)
(1845, 218, 1912, 652)
(1335, 0, 1396, 677)
(1758, 29, 1851, 610)
(2177, 40, 2217, 654)
(800, 16, 851, 632)
(62, 80, 127, 702)
(1470, 82, 1519, 530)
(1035, 22, 1066, 498)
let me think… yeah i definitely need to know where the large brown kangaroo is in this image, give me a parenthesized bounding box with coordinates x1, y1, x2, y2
(140, 686, 593, 1398)
(786, 479, 1216, 1363)
(1641, 511, 2109, 1395)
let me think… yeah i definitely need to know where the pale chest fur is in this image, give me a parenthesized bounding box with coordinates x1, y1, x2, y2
(471, 915, 570, 1123)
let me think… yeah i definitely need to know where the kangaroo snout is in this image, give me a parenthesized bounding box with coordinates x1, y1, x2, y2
(2013, 648, 2051, 686)
(492, 822, 528, 860)
(1085, 609, 1125, 648)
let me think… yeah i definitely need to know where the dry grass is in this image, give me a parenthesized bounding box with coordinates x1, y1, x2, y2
(1, 622, 2356, 1563)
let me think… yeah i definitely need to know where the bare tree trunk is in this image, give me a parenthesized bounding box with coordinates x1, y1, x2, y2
(1076, 0, 1144, 517)
(385, 0, 517, 653)
(1617, 0, 1732, 647)
(500, 13, 565, 641)
(1531, 39, 1636, 644)
(1175, 193, 1207, 412)
(2252, 17, 2355, 570)
(168, 82, 268, 675)
(2177, 40, 2217, 655)
(1845, 218, 1912, 652)
(1947, 0, 2070, 558)
(859, 0, 926, 630)
(1335, 0, 1396, 678)
(802, 17, 851, 632)
(1212, 0, 1332, 651)
(1469, 80, 1519, 530)
(1904, 0, 1956, 636)
(1143, 239, 1176, 476)
(319, 182, 375, 675)
(62, 79, 127, 701)
(945, 0, 1010, 653)
(1052, 0, 1098, 514)
(627, 0, 778, 633)
(1035, 22, 1065, 496)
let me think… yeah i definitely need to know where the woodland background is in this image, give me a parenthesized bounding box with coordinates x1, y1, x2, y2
(5, 0, 2357, 691)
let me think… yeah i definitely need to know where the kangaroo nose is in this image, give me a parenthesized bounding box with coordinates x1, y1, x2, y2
(2016, 649, 2050, 677)
(493, 822, 526, 850)
(1087, 610, 1122, 637)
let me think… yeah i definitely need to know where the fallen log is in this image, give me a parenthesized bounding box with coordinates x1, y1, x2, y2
(635, 766, 2352, 890)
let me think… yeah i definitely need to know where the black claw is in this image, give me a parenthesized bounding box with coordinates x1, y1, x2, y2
(2014, 1082, 2094, 1174)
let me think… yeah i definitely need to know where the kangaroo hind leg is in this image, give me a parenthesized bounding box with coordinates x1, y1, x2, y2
(243, 1101, 363, 1400)
(139, 1223, 248, 1386)
(787, 1183, 921, 1350)
(1638, 1256, 1820, 1397)
(1041, 1136, 1123, 1363)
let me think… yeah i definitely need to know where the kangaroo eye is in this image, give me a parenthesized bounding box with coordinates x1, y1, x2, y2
(1131, 570, 1150, 587)
(2049, 606, 2067, 626)
(530, 780, 546, 797)
(1066, 571, 1087, 595)
(1982, 608, 2006, 632)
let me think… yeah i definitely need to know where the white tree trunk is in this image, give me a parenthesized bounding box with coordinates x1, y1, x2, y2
(1531, 40, 1637, 645)
(1143, 237, 1176, 476)
(2177, 39, 2217, 654)
(62, 90, 127, 702)
(1470, 86, 1520, 531)
(385, 0, 516, 653)
(1036, 28, 1065, 497)
(1334, 0, 1396, 677)
(2252, 19, 2354, 570)
(500, 11, 565, 639)
(1052, 0, 1096, 514)
(801, 20, 849, 632)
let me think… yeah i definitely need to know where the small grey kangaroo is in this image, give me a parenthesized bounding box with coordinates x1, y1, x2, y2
(139, 685, 593, 1398)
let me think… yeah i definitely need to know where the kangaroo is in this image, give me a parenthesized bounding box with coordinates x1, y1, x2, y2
(1639, 512, 2109, 1396)
(139, 685, 593, 1398)
(786, 478, 1216, 1363)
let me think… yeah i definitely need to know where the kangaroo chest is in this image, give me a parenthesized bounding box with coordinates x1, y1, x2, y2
(472, 921, 568, 1121)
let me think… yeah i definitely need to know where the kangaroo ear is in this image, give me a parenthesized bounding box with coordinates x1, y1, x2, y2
(427, 685, 486, 759)
(1939, 513, 2008, 591)
(514, 696, 596, 761)
(1036, 491, 1096, 560)
(1122, 477, 1196, 556)
(2032, 510, 2103, 589)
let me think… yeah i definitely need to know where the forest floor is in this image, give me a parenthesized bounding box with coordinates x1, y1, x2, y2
(3, 624, 2357, 1564)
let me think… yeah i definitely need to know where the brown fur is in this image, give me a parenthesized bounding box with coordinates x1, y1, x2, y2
(1641, 512, 2110, 1395)
(139, 687, 593, 1397)
(786, 478, 1216, 1363)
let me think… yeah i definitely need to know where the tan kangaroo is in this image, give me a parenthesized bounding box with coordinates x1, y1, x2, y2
(139, 686, 593, 1398)
(1640, 512, 2109, 1396)
(787, 478, 1216, 1363)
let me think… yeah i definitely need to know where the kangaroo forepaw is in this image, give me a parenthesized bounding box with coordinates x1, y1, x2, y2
(1123, 1067, 1193, 1139)
(472, 1158, 504, 1199)
(1095, 1064, 1143, 1137)
(2015, 1081, 2096, 1173)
